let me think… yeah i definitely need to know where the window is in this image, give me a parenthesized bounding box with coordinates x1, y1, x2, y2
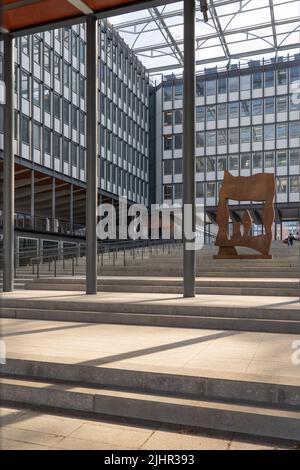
(33, 80, 40, 107)
(277, 150, 287, 166)
(175, 83, 183, 100)
(206, 105, 216, 121)
(253, 152, 262, 169)
(21, 72, 29, 100)
(277, 123, 288, 139)
(72, 70, 78, 93)
(265, 151, 275, 168)
(72, 32, 78, 58)
(72, 106, 78, 130)
(44, 46, 51, 72)
(21, 116, 30, 144)
(207, 182, 216, 198)
(174, 134, 182, 150)
(163, 85, 172, 102)
(196, 106, 205, 123)
(240, 75, 251, 90)
(196, 182, 204, 198)
(252, 126, 263, 142)
(63, 139, 69, 163)
(229, 102, 239, 119)
(207, 156, 215, 172)
(217, 156, 226, 171)
(54, 133, 60, 158)
(33, 123, 41, 150)
(265, 97, 275, 114)
(79, 148, 85, 170)
(33, 36, 41, 64)
(63, 28, 70, 49)
(229, 128, 239, 144)
(21, 36, 29, 55)
(229, 155, 238, 170)
(290, 66, 300, 83)
(164, 135, 172, 151)
(218, 77, 227, 94)
(63, 99, 69, 125)
(79, 76, 85, 99)
(196, 132, 204, 148)
(277, 69, 287, 86)
(265, 70, 274, 87)
(290, 94, 300, 111)
(217, 103, 227, 120)
(79, 39, 85, 64)
(264, 124, 275, 141)
(240, 100, 250, 117)
(44, 87, 51, 113)
(206, 79, 216, 96)
(206, 131, 216, 147)
(217, 129, 227, 146)
(196, 78, 204, 97)
(241, 127, 251, 143)
(196, 157, 204, 172)
(164, 185, 172, 200)
(252, 99, 263, 116)
(79, 111, 85, 134)
(174, 183, 182, 199)
(64, 62, 70, 86)
(253, 72, 262, 89)
(164, 111, 172, 126)
(290, 176, 300, 193)
(44, 127, 51, 154)
(277, 176, 287, 193)
(277, 96, 288, 113)
(290, 121, 300, 138)
(174, 159, 182, 174)
(174, 109, 183, 125)
(241, 153, 250, 169)
(54, 53, 61, 79)
(54, 94, 60, 119)
(290, 149, 300, 166)
(71, 143, 77, 166)
(229, 76, 239, 92)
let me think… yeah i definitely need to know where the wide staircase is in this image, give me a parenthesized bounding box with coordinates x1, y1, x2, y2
(1, 240, 300, 442)
(20, 240, 300, 297)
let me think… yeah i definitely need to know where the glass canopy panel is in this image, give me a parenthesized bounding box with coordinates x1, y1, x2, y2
(108, 0, 300, 79)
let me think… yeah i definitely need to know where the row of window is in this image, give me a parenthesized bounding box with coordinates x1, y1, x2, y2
(163, 65, 300, 101)
(100, 158, 148, 198)
(163, 175, 300, 201)
(163, 95, 300, 127)
(163, 122, 300, 150)
(163, 149, 300, 176)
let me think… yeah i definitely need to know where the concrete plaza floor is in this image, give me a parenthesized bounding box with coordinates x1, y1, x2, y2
(1, 316, 300, 386)
(1, 404, 299, 450)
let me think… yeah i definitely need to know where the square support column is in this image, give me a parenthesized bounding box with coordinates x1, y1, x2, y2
(86, 14, 98, 295)
(183, 0, 196, 297)
(3, 33, 14, 292)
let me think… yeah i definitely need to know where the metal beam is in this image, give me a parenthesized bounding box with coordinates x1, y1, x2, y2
(85, 14, 98, 295)
(183, 0, 195, 298)
(3, 34, 14, 292)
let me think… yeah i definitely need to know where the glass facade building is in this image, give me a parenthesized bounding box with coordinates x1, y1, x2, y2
(155, 55, 300, 230)
(0, 20, 149, 207)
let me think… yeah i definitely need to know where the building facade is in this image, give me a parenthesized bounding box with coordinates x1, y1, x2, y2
(0, 19, 149, 239)
(155, 55, 300, 238)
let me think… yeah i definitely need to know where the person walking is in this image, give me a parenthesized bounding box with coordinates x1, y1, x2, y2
(288, 233, 294, 247)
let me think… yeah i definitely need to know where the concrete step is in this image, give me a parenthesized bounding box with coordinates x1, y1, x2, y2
(2, 304, 300, 334)
(1, 374, 300, 441)
(24, 277, 300, 297)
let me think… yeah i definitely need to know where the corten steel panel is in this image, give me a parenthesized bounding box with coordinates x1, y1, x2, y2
(1, 0, 144, 33)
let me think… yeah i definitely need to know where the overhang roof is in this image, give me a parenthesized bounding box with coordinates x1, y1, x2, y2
(0, 0, 152, 35)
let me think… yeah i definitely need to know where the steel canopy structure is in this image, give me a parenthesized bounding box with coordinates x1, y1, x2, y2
(109, 0, 300, 76)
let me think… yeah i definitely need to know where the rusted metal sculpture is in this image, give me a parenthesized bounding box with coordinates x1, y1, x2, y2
(214, 171, 275, 259)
